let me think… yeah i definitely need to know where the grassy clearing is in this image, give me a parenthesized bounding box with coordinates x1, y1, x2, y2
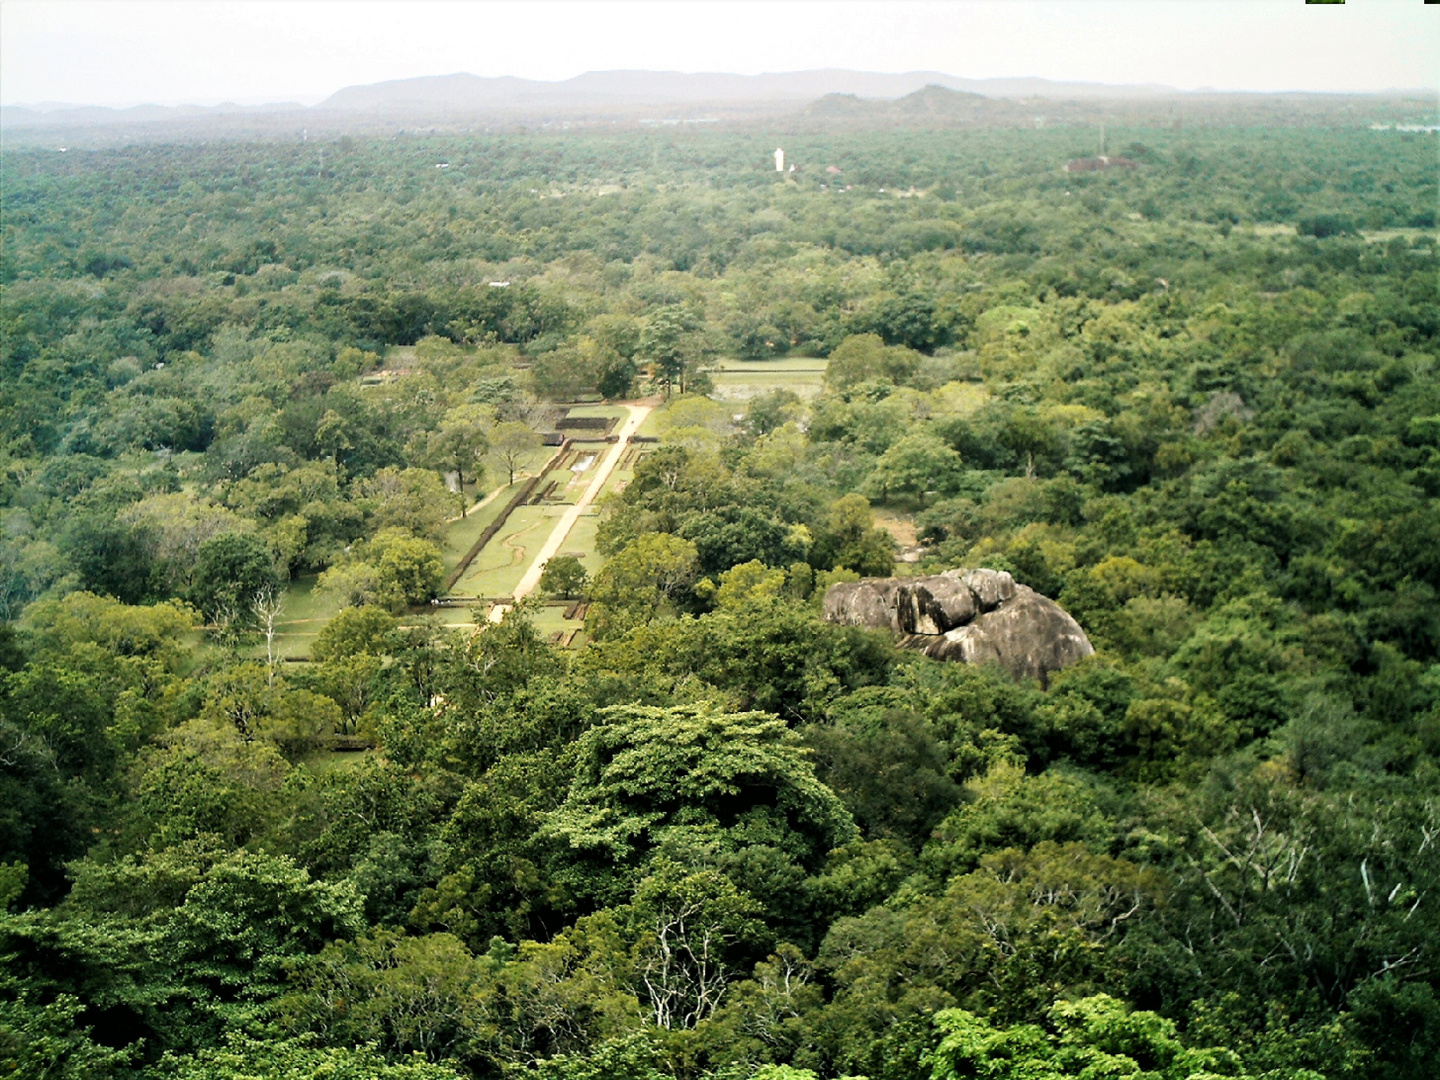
(874, 512, 918, 548)
(440, 480, 526, 574)
(453, 504, 564, 597)
(529, 602, 585, 641)
(711, 371, 826, 401)
(554, 514, 607, 576)
(709, 356, 829, 401)
(423, 606, 485, 629)
(714, 356, 829, 372)
(634, 406, 667, 439)
(563, 403, 629, 421)
(269, 575, 343, 659)
(596, 459, 636, 500)
(1251, 224, 1298, 237)
(1360, 227, 1438, 243)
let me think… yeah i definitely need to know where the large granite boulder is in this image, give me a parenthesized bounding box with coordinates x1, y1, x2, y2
(894, 576, 976, 634)
(823, 568, 1093, 683)
(823, 579, 903, 630)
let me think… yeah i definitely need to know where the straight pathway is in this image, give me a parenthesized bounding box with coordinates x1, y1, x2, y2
(488, 403, 651, 623)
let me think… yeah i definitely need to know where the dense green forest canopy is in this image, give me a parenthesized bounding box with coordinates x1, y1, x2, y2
(1, 118, 1438, 1079)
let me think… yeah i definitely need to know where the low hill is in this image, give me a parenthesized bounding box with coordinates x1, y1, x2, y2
(805, 85, 1035, 127)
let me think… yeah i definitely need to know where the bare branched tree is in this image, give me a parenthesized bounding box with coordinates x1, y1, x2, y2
(252, 584, 286, 685)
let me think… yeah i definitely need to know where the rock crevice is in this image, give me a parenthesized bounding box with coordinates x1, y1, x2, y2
(823, 568, 1093, 682)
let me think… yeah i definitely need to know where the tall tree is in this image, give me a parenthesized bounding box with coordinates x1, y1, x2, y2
(189, 532, 282, 631)
(421, 407, 490, 516)
(638, 307, 709, 397)
(487, 421, 542, 486)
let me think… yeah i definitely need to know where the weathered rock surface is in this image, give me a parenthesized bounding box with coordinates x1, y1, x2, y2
(905, 585, 1094, 682)
(948, 567, 1017, 611)
(823, 568, 1093, 682)
(894, 576, 977, 634)
(823, 579, 903, 630)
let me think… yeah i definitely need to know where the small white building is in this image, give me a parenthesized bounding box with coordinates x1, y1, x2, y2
(774, 148, 785, 172)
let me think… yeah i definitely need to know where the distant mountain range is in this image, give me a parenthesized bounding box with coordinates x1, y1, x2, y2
(0, 69, 1189, 130)
(1, 99, 304, 128)
(3, 69, 1430, 137)
(315, 69, 1179, 112)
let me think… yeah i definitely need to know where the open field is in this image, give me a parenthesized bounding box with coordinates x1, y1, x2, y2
(1359, 227, 1439, 244)
(709, 356, 828, 401)
(267, 575, 343, 659)
(716, 356, 832, 371)
(440, 479, 528, 575)
(424, 605, 486, 630)
(633, 402, 667, 438)
(563, 403, 630, 422)
(530, 602, 587, 646)
(452, 504, 559, 597)
(1251, 224, 1298, 238)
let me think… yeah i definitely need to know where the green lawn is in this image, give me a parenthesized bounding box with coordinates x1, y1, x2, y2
(709, 357, 829, 401)
(424, 605, 486, 629)
(268, 575, 343, 659)
(711, 370, 827, 400)
(440, 479, 527, 575)
(531, 601, 580, 632)
(452, 504, 562, 597)
(563, 403, 629, 421)
(596, 451, 641, 498)
(712, 356, 828, 372)
(554, 513, 607, 576)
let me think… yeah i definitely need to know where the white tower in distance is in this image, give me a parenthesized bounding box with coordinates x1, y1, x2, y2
(774, 148, 785, 172)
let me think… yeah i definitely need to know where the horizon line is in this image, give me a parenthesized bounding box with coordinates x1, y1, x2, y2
(6, 67, 1437, 111)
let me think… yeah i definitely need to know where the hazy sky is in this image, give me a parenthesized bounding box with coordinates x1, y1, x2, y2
(2, 0, 1436, 107)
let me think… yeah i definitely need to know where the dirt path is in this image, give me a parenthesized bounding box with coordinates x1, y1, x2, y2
(488, 402, 652, 623)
